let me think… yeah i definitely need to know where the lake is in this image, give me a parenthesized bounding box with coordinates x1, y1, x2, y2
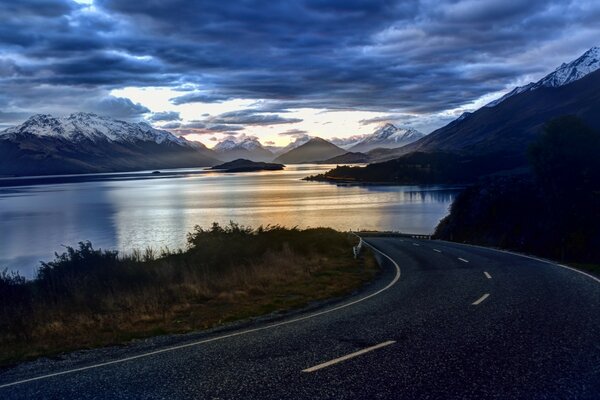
(0, 165, 462, 277)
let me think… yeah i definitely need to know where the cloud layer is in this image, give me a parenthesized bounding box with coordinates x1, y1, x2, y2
(0, 0, 599, 128)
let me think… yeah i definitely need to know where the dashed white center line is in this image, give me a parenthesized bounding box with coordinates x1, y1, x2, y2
(412, 243, 420, 246)
(433, 249, 442, 253)
(458, 257, 469, 263)
(472, 293, 490, 305)
(302, 341, 396, 373)
(484, 271, 492, 279)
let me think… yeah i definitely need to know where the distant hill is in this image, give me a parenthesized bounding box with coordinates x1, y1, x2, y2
(0, 113, 221, 177)
(211, 158, 284, 172)
(320, 151, 370, 164)
(273, 137, 346, 164)
(213, 136, 274, 162)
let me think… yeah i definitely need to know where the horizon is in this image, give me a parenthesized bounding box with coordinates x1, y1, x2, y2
(1, 1, 599, 147)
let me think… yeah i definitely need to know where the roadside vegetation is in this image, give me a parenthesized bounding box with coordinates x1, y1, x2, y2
(0, 223, 378, 366)
(435, 116, 600, 269)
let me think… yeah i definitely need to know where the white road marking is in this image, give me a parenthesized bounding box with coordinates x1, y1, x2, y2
(0, 237, 401, 390)
(433, 249, 442, 253)
(484, 271, 492, 279)
(458, 257, 469, 263)
(436, 239, 600, 284)
(302, 341, 396, 373)
(472, 293, 490, 305)
(413, 243, 420, 246)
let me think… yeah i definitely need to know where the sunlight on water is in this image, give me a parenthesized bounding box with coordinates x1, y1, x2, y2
(0, 165, 461, 277)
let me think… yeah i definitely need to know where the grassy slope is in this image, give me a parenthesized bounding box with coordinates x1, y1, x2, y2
(0, 224, 378, 366)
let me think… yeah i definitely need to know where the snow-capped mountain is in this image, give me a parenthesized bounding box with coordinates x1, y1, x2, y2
(3, 112, 192, 147)
(329, 135, 365, 149)
(486, 46, 600, 107)
(0, 113, 220, 176)
(376, 48, 600, 163)
(213, 136, 273, 161)
(348, 124, 425, 153)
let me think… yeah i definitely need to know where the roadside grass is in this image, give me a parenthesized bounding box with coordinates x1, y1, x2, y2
(0, 223, 378, 366)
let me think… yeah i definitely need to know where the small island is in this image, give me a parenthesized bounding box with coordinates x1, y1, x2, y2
(211, 158, 285, 172)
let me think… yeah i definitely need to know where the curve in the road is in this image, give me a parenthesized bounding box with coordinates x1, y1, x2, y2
(0, 240, 401, 390)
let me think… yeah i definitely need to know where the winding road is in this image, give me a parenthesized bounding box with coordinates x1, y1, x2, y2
(1, 237, 599, 399)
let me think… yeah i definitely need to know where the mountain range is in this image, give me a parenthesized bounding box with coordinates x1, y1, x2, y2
(347, 124, 424, 153)
(6, 47, 596, 178)
(213, 136, 274, 162)
(312, 46, 600, 183)
(0, 113, 220, 176)
(485, 46, 600, 108)
(377, 47, 600, 162)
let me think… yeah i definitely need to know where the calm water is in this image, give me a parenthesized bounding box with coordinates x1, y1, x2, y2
(0, 165, 461, 277)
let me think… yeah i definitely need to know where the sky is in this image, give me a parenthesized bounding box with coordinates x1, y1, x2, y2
(0, 0, 599, 147)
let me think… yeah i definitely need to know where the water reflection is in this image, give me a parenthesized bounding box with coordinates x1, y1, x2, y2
(0, 165, 461, 277)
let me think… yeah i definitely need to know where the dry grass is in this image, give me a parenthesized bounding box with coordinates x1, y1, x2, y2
(0, 223, 378, 366)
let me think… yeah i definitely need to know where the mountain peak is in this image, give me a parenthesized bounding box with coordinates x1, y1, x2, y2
(274, 136, 345, 164)
(212, 135, 272, 161)
(486, 46, 600, 108)
(348, 124, 424, 152)
(307, 136, 330, 144)
(3, 112, 188, 146)
(536, 46, 600, 89)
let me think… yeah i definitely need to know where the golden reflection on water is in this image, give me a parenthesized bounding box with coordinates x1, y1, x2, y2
(0, 165, 461, 277)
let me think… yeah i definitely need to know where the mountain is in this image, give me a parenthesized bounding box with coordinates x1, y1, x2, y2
(268, 135, 312, 156)
(273, 137, 346, 164)
(329, 136, 364, 149)
(369, 50, 600, 164)
(213, 136, 273, 162)
(348, 124, 425, 153)
(313, 47, 600, 184)
(0, 113, 221, 177)
(486, 46, 600, 107)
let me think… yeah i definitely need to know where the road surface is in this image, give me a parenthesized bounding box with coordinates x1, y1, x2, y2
(1, 237, 598, 399)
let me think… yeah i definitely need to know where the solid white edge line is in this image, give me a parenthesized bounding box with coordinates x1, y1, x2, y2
(458, 257, 469, 263)
(436, 240, 600, 284)
(472, 293, 490, 305)
(0, 236, 401, 390)
(302, 340, 396, 373)
(484, 271, 492, 279)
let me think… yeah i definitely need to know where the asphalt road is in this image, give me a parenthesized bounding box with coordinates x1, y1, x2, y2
(1, 237, 599, 399)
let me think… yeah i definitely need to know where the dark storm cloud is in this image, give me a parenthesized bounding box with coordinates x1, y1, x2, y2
(1, 0, 599, 119)
(278, 129, 308, 136)
(160, 121, 181, 129)
(169, 121, 245, 137)
(202, 124, 245, 132)
(170, 92, 235, 105)
(148, 111, 181, 122)
(93, 96, 150, 119)
(205, 111, 302, 126)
